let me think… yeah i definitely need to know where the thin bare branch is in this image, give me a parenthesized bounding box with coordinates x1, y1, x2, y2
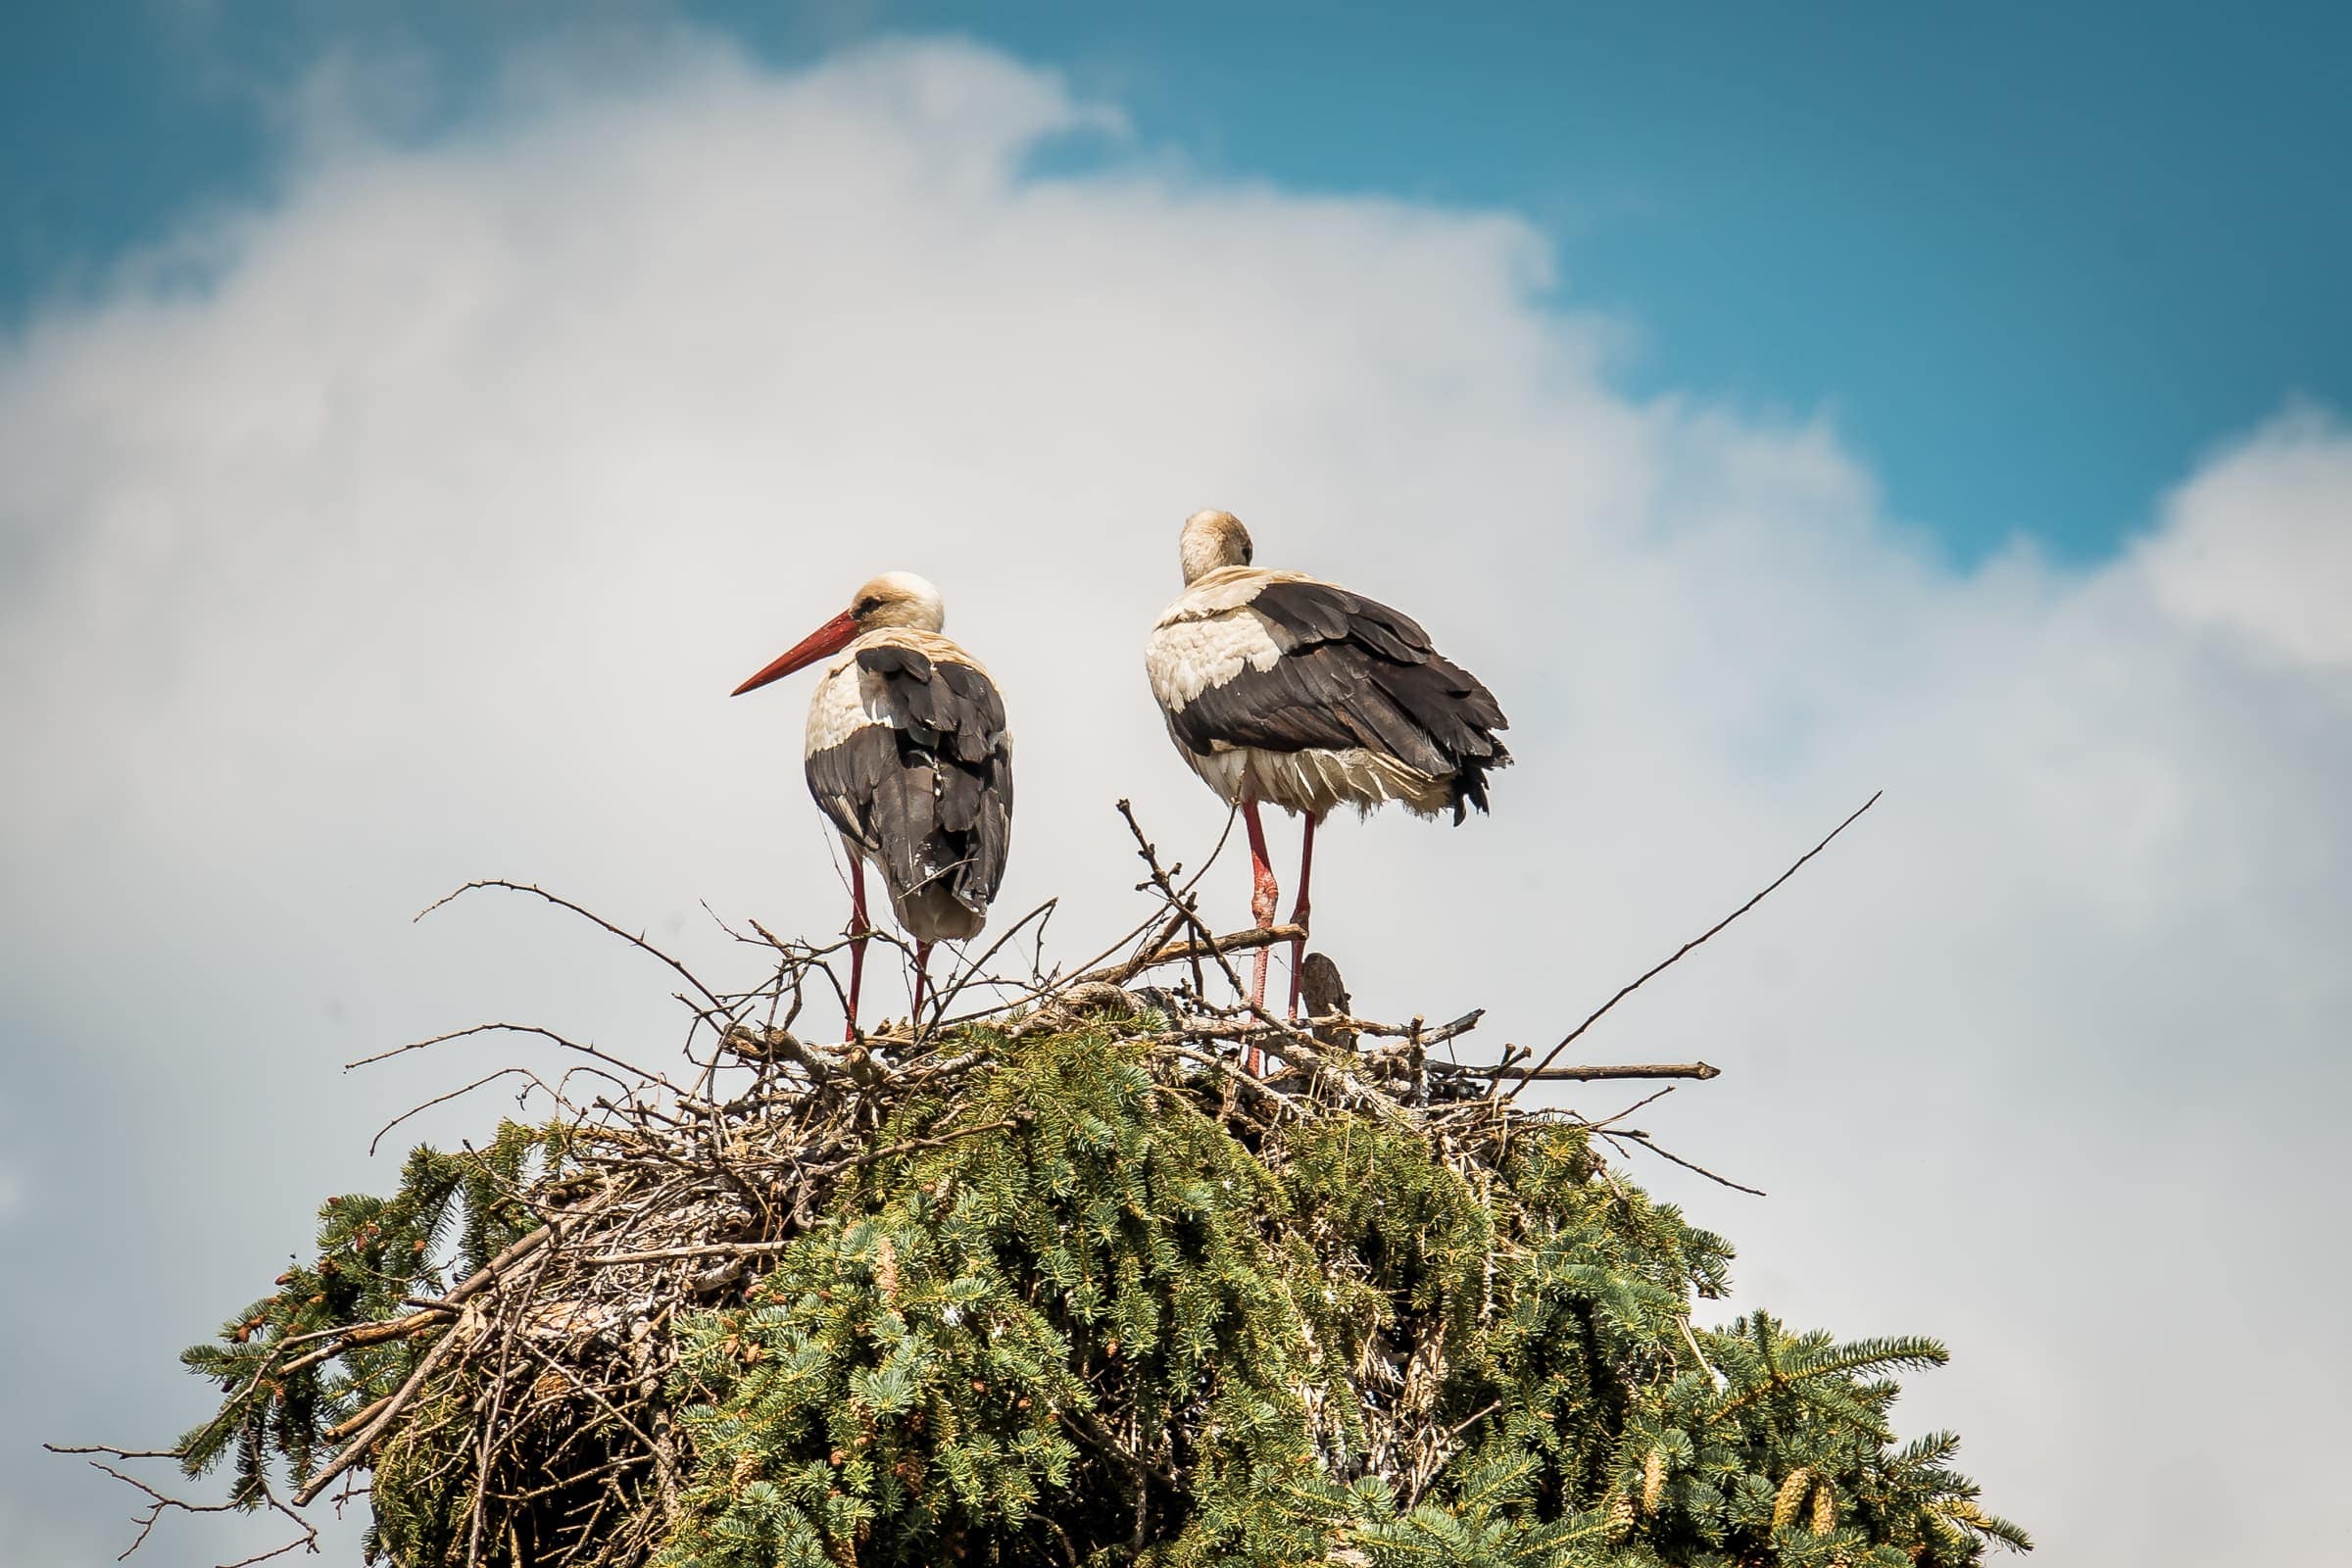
(416, 879, 729, 1014)
(1505, 791, 1880, 1100)
(1439, 1059, 1722, 1083)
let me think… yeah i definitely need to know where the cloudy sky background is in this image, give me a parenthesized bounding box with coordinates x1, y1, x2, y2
(4, 9, 2348, 1566)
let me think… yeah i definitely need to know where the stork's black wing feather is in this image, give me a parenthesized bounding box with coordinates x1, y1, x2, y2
(804, 649, 1012, 916)
(1167, 580, 1509, 821)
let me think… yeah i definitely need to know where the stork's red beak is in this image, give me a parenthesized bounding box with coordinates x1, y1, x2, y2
(731, 609, 859, 696)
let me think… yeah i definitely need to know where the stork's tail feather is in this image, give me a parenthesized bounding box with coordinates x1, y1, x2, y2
(1446, 739, 1512, 823)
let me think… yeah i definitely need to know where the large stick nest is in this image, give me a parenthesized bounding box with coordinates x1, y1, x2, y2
(61, 797, 2023, 1568)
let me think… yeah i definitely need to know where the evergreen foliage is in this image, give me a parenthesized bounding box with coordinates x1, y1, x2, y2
(169, 1015, 2024, 1567)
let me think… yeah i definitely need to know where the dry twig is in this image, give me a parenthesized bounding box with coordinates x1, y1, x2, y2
(1504, 792, 1880, 1100)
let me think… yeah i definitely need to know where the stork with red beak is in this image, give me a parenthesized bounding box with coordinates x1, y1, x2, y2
(733, 572, 1013, 1038)
(1146, 511, 1508, 1048)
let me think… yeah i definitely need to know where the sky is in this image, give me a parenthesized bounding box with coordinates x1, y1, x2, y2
(1, 6, 2348, 1567)
(10, 2, 2352, 562)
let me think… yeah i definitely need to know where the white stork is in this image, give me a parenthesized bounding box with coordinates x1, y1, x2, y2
(732, 571, 1013, 1038)
(1145, 510, 1508, 1044)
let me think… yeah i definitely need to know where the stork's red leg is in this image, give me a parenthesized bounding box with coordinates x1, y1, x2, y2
(1241, 799, 1278, 1075)
(845, 858, 870, 1042)
(1242, 800, 1279, 1001)
(911, 941, 933, 1033)
(1286, 811, 1320, 1018)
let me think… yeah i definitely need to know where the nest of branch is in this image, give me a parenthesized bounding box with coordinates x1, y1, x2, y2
(70, 796, 2023, 1568)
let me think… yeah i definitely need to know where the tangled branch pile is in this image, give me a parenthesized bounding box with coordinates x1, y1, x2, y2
(73, 808, 2026, 1568)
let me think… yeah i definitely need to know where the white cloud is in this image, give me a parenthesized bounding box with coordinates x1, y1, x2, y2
(2136, 403, 2352, 666)
(2, 34, 2346, 1567)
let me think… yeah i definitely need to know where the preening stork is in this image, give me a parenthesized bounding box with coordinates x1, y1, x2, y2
(732, 572, 1012, 1038)
(1146, 510, 1508, 1044)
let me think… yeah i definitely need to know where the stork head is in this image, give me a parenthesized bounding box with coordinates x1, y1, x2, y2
(1179, 509, 1253, 584)
(731, 571, 946, 696)
(849, 570, 947, 633)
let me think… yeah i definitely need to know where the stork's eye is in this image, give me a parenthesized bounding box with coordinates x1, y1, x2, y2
(855, 596, 882, 616)
(1240, 542, 1253, 564)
